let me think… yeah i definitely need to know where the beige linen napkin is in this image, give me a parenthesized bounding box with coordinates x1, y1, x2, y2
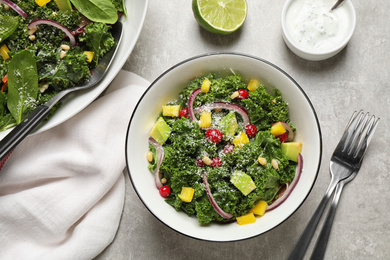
(0, 70, 148, 259)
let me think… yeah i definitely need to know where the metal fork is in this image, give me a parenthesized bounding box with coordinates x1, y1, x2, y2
(309, 171, 357, 259)
(288, 111, 379, 260)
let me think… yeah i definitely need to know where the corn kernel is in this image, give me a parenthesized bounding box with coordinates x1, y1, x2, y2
(0, 44, 10, 60)
(199, 111, 212, 128)
(250, 201, 268, 216)
(236, 212, 256, 225)
(178, 187, 195, 202)
(201, 78, 211, 93)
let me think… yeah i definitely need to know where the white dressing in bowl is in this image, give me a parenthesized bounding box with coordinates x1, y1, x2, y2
(282, 0, 356, 61)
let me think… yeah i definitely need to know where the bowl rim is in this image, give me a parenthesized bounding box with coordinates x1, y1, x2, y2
(125, 52, 323, 242)
(281, 0, 356, 57)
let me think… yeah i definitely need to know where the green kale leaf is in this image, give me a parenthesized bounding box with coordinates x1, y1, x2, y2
(37, 48, 91, 91)
(78, 22, 115, 67)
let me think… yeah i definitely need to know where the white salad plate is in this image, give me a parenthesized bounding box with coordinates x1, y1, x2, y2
(0, 0, 148, 140)
(126, 53, 322, 242)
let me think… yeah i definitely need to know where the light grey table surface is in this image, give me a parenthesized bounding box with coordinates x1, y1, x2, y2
(96, 0, 389, 259)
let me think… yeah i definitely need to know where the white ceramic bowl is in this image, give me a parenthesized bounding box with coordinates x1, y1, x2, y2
(281, 0, 356, 61)
(125, 53, 322, 242)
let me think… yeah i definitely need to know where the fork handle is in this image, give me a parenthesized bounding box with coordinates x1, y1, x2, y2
(0, 105, 50, 161)
(310, 181, 346, 260)
(287, 177, 339, 260)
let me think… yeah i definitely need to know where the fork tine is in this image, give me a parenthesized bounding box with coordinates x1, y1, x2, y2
(346, 112, 370, 154)
(335, 110, 363, 152)
(353, 115, 379, 162)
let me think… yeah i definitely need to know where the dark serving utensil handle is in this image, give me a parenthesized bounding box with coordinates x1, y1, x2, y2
(0, 105, 50, 161)
(287, 177, 339, 260)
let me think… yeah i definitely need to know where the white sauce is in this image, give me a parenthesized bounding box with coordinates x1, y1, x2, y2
(285, 0, 352, 52)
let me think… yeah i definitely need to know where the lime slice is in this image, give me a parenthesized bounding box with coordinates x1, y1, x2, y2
(192, 0, 247, 35)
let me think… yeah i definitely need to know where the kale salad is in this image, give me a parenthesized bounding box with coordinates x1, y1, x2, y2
(147, 74, 303, 225)
(0, 0, 126, 131)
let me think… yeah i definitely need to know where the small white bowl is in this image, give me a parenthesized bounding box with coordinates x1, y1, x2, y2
(281, 0, 356, 61)
(125, 53, 322, 242)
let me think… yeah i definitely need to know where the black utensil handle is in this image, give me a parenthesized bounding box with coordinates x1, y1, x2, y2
(0, 105, 51, 161)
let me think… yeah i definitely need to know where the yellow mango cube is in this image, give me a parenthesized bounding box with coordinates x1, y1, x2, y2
(232, 132, 249, 148)
(247, 79, 260, 92)
(201, 78, 211, 93)
(0, 44, 10, 60)
(84, 51, 94, 63)
(199, 111, 212, 128)
(178, 187, 195, 202)
(35, 0, 51, 6)
(236, 212, 256, 225)
(250, 200, 268, 216)
(162, 105, 181, 117)
(270, 122, 286, 136)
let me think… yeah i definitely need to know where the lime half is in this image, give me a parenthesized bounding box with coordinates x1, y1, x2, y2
(192, 0, 247, 35)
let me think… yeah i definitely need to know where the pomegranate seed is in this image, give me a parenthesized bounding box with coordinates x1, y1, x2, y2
(205, 128, 223, 143)
(245, 124, 257, 138)
(277, 132, 289, 143)
(223, 144, 235, 154)
(159, 186, 171, 197)
(179, 108, 189, 118)
(211, 157, 222, 167)
(196, 158, 204, 167)
(237, 89, 249, 100)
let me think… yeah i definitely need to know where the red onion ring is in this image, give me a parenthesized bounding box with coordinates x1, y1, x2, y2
(202, 172, 234, 219)
(71, 24, 87, 36)
(193, 101, 251, 126)
(188, 88, 202, 121)
(266, 153, 303, 211)
(28, 19, 76, 46)
(0, 0, 27, 18)
(149, 137, 164, 189)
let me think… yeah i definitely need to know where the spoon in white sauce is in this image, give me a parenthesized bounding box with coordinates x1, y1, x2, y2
(330, 0, 345, 11)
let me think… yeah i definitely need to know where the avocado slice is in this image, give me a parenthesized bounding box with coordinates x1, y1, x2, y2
(150, 117, 171, 145)
(281, 142, 302, 162)
(231, 171, 256, 196)
(54, 0, 72, 11)
(219, 111, 238, 139)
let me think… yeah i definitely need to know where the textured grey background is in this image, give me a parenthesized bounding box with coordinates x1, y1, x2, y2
(96, 0, 389, 259)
